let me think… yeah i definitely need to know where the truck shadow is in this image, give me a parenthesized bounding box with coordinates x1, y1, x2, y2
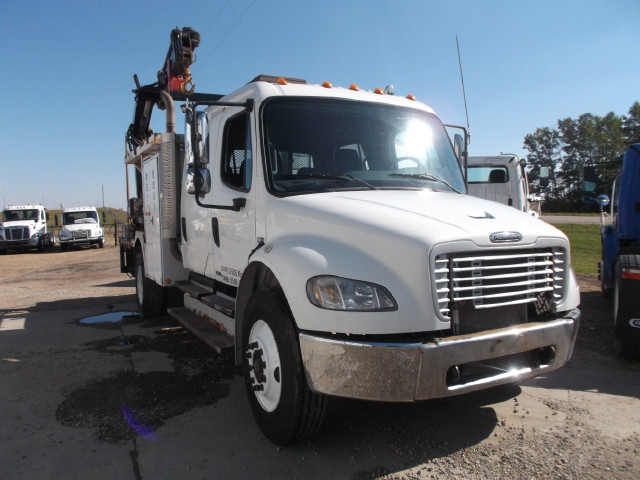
(525, 289, 640, 398)
(323, 384, 513, 447)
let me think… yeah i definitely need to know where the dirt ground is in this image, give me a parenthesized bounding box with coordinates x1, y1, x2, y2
(1, 239, 639, 479)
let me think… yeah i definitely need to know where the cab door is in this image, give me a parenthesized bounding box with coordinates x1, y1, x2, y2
(209, 106, 256, 290)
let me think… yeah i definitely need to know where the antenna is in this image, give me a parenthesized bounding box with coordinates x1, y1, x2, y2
(456, 36, 470, 142)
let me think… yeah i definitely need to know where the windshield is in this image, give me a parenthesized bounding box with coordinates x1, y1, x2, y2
(263, 98, 466, 194)
(63, 211, 98, 225)
(2, 209, 39, 221)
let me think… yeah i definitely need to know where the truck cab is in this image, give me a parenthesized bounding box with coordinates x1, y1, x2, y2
(466, 155, 536, 215)
(0, 204, 55, 253)
(58, 206, 105, 251)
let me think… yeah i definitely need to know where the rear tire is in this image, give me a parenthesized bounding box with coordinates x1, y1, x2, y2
(613, 254, 640, 360)
(243, 290, 327, 445)
(135, 251, 164, 318)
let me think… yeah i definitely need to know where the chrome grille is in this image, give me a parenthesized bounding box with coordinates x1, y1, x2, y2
(6, 227, 28, 240)
(72, 230, 89, 239)
(435, 248, 566, 319)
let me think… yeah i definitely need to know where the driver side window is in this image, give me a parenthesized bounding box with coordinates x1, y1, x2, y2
(221, 112, 252, 191)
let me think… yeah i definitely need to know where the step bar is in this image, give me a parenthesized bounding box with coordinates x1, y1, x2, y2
(167, 307, 234, 354)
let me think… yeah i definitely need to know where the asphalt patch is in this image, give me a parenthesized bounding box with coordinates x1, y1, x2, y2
(56, 327, 234, 442)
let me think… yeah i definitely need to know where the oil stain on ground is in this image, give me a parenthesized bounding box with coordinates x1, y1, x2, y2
(56, 321, 234, 442)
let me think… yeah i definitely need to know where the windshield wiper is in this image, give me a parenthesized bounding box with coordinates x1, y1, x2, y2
(283, 173, 378, 190)
(388, 173, 460, 193)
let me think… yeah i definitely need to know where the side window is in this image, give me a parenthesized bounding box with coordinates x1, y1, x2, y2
(467, 167, 509, 184)
(221, 112, 252, 191)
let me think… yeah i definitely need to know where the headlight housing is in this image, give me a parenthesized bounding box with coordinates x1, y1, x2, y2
(307, 276, 397, 311)
(59, 229, 70, 240)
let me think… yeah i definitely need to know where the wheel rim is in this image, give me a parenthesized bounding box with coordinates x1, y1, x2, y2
(247, 319, 282, 412)
(136, 263, 144, 307)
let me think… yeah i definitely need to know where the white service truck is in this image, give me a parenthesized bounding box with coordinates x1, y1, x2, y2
(58, 206, 105, 250)
(0, 204, 55, 253)
(467, 155, 541, 216)
(119, 28, 581, 445)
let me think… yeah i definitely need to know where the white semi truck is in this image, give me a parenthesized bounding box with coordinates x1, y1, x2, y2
(0, 204, 55, 253)
(58, 206, 105, 250)
(119, 28, 581, 445)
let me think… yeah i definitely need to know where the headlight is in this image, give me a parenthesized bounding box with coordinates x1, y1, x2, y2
(31, 232, 39, 239)
(95, 228, 103, 236)
(59, 230, 70, 240)
(306, 276, 397, 311)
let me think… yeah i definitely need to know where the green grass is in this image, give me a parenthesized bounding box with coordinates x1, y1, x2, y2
(554, 223, 600, 275)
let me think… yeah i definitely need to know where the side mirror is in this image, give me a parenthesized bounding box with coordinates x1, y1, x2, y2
(453, 133, 466, 166)
(187, 168, 211, 195)
(596, 194, 610, 207)
(539, 167, 550, 188)
(583, 165, 597, 193)
(195, 111, 209, 165)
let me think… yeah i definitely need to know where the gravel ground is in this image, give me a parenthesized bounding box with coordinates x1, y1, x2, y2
(1, 240, 639, 479)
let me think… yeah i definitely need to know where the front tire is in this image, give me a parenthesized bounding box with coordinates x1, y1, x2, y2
(135, 250, 164, 318)
(243, 290, 327, 445)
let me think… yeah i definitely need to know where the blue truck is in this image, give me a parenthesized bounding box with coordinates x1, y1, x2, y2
(586, 144, 640, 359)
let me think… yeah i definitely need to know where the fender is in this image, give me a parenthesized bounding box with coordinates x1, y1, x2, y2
(236, 235, 448, 347)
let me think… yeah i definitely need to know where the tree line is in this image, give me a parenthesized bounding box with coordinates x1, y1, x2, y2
(522, 101, 640, 212)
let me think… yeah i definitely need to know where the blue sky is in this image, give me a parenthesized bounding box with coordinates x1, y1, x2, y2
(1, 0, 638, 210)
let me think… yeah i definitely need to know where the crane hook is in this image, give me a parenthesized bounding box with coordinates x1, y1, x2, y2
(180, 68, 196, 96)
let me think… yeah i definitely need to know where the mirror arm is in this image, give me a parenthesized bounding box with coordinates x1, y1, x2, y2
(193, 180, 245, 211)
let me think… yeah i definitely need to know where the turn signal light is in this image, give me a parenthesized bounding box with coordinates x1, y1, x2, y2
(374, 88, 383, 94)
(349, 84, 359, 91)
(277, 77, 287, 85)
(322, 81, 332, 88)
(406, 94, 416, 101)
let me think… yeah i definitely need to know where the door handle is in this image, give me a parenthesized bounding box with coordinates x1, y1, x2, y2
(212, 217, 220, 247)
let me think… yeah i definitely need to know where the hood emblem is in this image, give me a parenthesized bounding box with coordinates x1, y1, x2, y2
(490, 231, 522, 243)
(468, 211, 494, 219)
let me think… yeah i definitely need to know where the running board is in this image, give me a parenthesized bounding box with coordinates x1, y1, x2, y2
(174, 280, 211, 299)
(167, 307, 234, 354)
(200, 294, 235, 317)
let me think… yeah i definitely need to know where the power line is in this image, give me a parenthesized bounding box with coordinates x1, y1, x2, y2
(195, 0, 258, 72)
(200, 0, 232, 37)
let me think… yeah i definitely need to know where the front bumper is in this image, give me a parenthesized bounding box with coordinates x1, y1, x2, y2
(60, 236, 103, 246)
(0, 238, 39, 249)
(299, 308, 580, 402)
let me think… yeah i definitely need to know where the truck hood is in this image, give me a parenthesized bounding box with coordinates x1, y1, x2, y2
(63, 222, 100, 232)
(266, 190, 565, 247)
(0, 220, 38, 229)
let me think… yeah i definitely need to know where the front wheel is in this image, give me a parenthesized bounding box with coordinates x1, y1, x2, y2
(243, 290, 327, 445)
(135, 251, 164, 318)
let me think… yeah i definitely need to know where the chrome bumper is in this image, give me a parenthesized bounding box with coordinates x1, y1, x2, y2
(299, 309, 580, 402)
